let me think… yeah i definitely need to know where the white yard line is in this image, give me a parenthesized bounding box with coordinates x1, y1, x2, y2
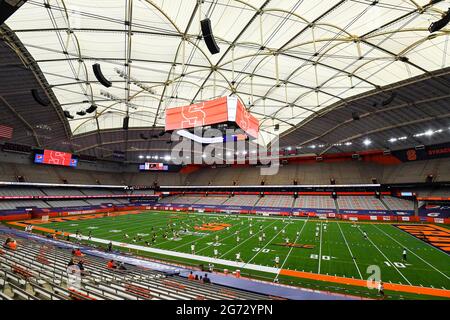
(219, 220, 278, 259)
(243, 220, 291, 266)
(373, 224, 450, 281)
(318, 222, 323, 274)
(357, 227, 412, 285)
(337, 222, 363, 279)
(159, 215, 239, 249)
(196, 219, 258, 254)
(275, 218, 309, 280)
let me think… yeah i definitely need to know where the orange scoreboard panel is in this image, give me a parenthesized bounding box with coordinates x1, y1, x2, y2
(165, 96, 229, 131)
(165, 96, 259, 138)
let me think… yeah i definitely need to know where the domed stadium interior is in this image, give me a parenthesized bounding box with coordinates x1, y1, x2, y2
(0, 0, 449, 303)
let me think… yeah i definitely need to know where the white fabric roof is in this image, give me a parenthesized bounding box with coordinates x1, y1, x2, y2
(5, 0, 450, 145)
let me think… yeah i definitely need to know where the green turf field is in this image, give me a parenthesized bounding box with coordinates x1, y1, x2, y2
(35, 211, 450, 299)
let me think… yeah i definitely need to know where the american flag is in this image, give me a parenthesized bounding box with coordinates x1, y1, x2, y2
(0, 125, 13, 139)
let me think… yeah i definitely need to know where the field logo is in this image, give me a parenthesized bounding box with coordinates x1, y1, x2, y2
(273, 243, 315, 249)
(394, 224, 450, 253)
(194, 223, 231, 231)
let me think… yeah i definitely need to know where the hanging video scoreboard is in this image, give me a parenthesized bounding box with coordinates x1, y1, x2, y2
(34, 149, 78, 167)
(139, 162, 168, 171)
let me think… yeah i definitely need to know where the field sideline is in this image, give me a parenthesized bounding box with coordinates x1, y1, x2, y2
(10, 211, 450, 299)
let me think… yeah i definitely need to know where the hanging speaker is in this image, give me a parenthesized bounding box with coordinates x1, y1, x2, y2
(381, 92, 397, 106)
(429, 9, 450, 33)
(63, 110, 74, 119)
(123, 116, 129, 130)
(0, 0, 27, 25)
(200, 18, 220, 55)
(86, 104, 97, 114)
(140, 133, 149, 140)
(274, 124, 279, 131)
(31, 89, 49, 106)
(92, 63, 112, 88)
(352, 112, 360, 121)
(76, 110, 86, 116)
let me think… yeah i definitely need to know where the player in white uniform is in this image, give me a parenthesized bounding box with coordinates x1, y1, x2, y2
(191, 244, 195, 254)
(214, 248, 218, 258)
(236, 252, 242, 262)
(275, 256, 280, 268)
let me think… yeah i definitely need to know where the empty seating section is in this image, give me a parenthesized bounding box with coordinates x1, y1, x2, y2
(382, 196, 414, 210)
(0, 157, 449, 186)
(0, 233, 270, 300)
(0, 187, 45, 197)
(80, 189, 114, 196)
(41, 188, 85, 196)
(222, 195, 259, 207)
(294, 196, 336, 209)
(193, 196, 229, 205)
(163, 196, 201, 204)
(255, 196, 294, 208)
(337, 196, 386, 210)
(46, 200, 89, 208)
(85, 199, 120, 205)
(414, 188, 450, 197)
(159, 196, 200, 204)
(0, 200, 50, 210)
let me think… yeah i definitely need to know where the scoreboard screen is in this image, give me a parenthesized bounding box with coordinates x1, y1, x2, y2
(34, 149, 78, 167)
(139, 163, 168, 171)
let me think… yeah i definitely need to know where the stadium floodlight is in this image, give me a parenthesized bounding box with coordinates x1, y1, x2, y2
(428, 9, 450, 33)
(388, 138, 397, 143)
(139, 155, 144, 159)
(363, 138, 372, 146)
(425, 129, 434, 136)
(164, 155, 171, 161)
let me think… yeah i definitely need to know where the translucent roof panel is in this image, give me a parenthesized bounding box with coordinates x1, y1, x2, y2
(5, 0, 450, 146)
